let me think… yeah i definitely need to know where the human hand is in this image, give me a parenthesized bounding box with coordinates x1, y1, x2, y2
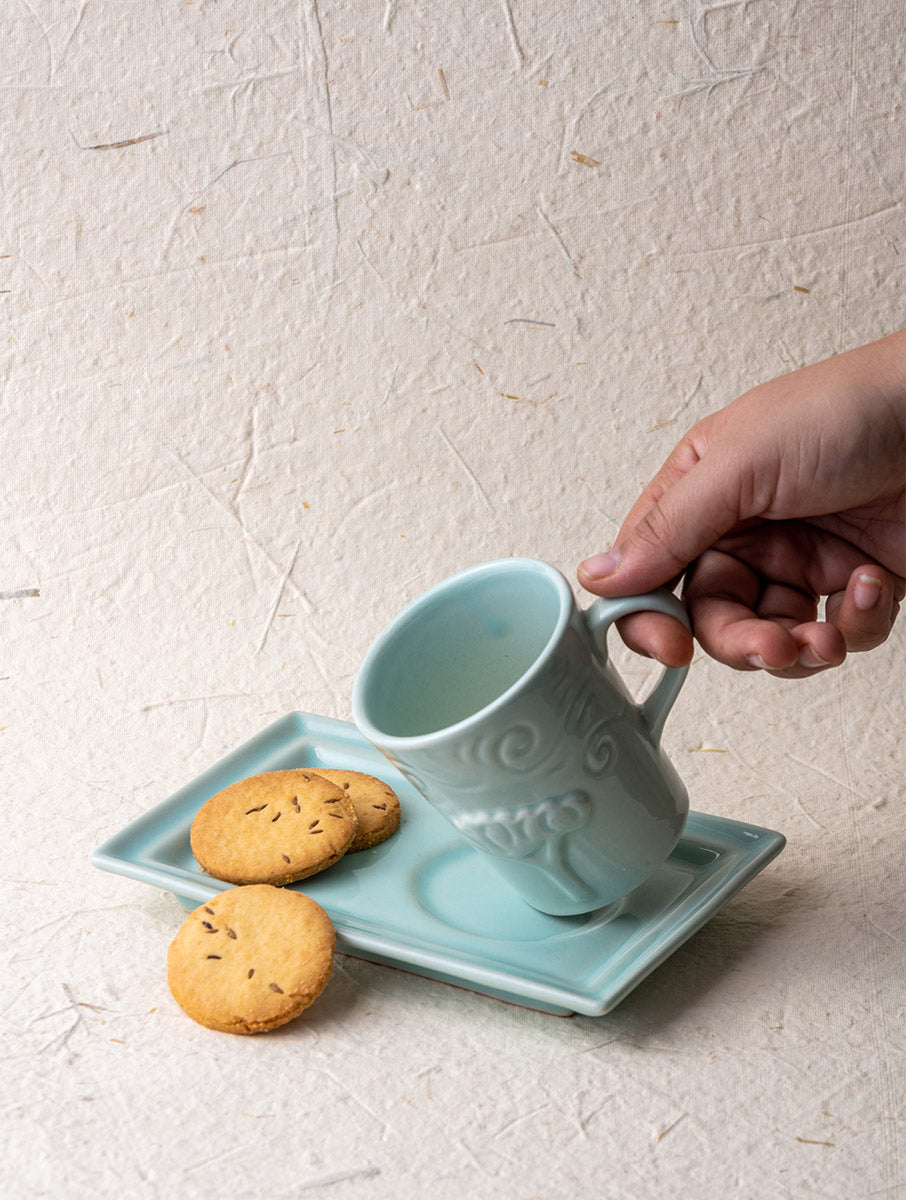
(578, 331, 906, 678)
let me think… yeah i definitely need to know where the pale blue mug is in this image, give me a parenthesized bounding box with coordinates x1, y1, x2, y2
(352, 558, 691, 916)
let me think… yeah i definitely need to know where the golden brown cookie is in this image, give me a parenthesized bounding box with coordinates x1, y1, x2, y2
(167, 885, 335, 1034)
(190, 769, 357, 885)
(312, 769, 401, 852)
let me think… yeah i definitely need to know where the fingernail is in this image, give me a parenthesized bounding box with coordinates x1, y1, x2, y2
(853, 573, 883, 611)
(798, 645, 830, 670)
(746, 654, 769, 670)
(580, 548, 621, 580)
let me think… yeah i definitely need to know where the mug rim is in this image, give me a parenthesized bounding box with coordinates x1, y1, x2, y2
(351, 557, 574, 751)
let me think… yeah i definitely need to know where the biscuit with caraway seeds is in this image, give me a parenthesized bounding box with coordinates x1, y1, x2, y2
(190, 769, 357, 885)
(167, 885, 335, 1033)
(312, 769, 401, 851)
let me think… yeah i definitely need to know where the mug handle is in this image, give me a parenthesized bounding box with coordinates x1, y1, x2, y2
(584, 589, 691, 744)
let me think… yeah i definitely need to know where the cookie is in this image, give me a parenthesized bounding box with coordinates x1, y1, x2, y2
(312, 769, 401, 852)
(190, 769, 358, 885)
(167, 885, 335, 1034)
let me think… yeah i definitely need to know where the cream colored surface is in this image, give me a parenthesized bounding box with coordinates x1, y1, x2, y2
(3, 2, 904, 1196)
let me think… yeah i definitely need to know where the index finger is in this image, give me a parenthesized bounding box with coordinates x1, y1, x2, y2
(579, 417, 738, 597)
(614, 431, 708, 546)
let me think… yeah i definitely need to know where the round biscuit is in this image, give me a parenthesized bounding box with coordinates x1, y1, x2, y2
(167, 885, 335, 1034)
(190, 769, 357, 885)
(312, 769, 401, 852)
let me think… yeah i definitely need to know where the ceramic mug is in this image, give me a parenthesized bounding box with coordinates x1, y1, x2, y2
(351, 558, 691, 916)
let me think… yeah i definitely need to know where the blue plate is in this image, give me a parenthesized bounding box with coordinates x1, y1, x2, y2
(91, 712, 786, 1016)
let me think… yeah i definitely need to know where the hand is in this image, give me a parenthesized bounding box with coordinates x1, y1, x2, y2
(578, 331, 906, 678)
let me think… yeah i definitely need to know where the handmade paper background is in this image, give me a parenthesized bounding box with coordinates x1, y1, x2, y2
(3, 2, 904, 1196)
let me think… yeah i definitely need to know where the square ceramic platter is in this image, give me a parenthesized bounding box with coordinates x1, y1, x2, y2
(91, 712, 785, 1016)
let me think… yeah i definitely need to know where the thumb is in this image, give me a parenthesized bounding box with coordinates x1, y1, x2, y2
(579, 450, 744, 596)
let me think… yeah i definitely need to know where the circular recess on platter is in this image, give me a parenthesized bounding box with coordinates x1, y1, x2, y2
(411, 844, 620, 942)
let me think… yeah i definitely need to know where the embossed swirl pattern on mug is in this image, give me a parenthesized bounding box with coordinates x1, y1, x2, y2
(453, 791, 595, 902)
(545, 654, 624, 777)
(408, 714, 618, 800)
(452, 721, 557, 776)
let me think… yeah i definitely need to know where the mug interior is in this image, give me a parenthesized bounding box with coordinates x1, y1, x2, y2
(355, 564, 565, 738)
